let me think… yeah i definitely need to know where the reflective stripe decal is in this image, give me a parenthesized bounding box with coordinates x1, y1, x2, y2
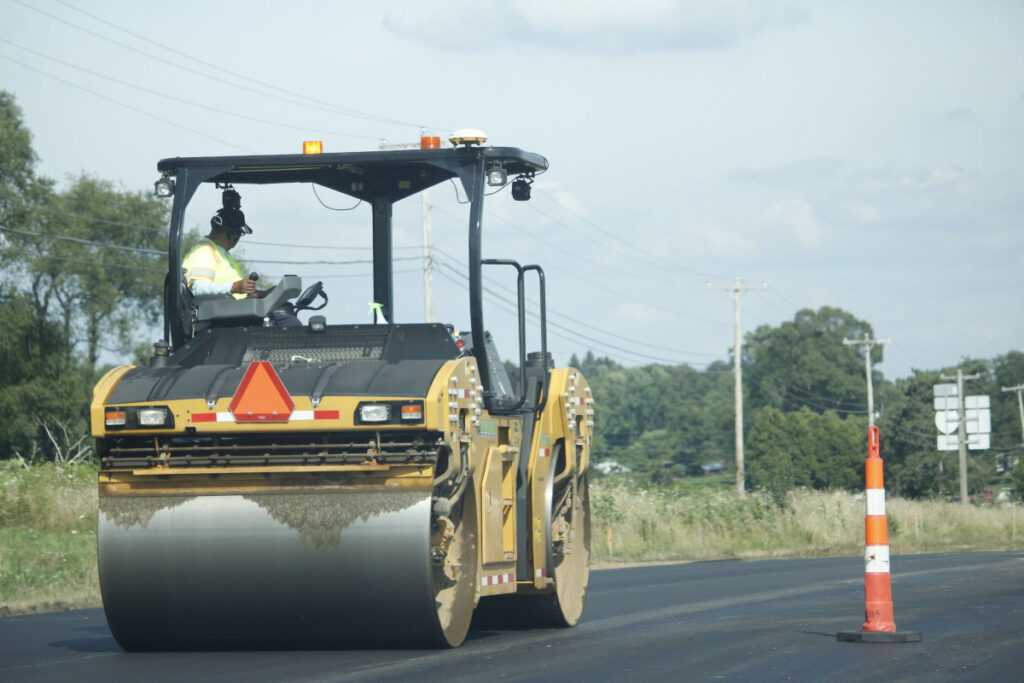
(864, 545, 890, 573)
(866, 489, 886, 516)
(535, 568, 546, 578)
(190, 410, 340, 423)
(538, 448, 549, 458)
(481, 573, 515, 586)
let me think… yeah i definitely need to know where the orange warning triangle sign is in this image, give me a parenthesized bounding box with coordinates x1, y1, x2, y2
(229, 361, 295, 422)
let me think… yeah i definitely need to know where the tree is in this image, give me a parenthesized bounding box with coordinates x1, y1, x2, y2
(0, 91, 169, 460)
(0, 91, 53, 226)
(30, 175, 168, 371)
(743, 307, 873, 418)
(746, 406, 864, 503)
(0, 285, 90, 458)
(746, 406, 798, 504)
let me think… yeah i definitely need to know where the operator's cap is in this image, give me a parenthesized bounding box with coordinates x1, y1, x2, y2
(211, 208, 253, 236)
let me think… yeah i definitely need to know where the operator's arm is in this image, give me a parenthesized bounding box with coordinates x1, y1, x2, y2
(190, 279, 257, 296)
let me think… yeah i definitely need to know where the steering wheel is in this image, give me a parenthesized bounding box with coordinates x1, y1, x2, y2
(294, 280, 327, 311)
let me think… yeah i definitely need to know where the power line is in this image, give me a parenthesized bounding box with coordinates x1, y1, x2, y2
(433, 264, 685, 367)
(0, 37, 382, 142)
(18, 0, 443, 132)
(431, 204, 726, 327)
(244, 254, 423, 266)
(0, 225, 165, 255)
(531, 187, 727, 279)
(433, 258, 712, 367)
(0, 53, 253, 153)
(432, 246, 721, 359)
(2, 252, 163, 272)
(11, 202, 165, 233)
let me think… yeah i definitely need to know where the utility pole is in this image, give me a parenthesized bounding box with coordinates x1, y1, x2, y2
(380, 130, 436, 321)
(940, 369, 982, 509)
(1001, 383, 1024, 445)
(708, 277, 766, 495)
(842, 334, 890, 427)
(421, 185, 434, 322)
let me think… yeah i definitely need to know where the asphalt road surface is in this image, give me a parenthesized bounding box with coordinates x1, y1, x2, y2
(2, 551, 1021, 682)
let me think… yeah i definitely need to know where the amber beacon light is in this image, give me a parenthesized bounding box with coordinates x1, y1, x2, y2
(303, 140, 323, 155)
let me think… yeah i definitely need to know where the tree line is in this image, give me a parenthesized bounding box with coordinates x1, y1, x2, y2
(573, 306, 1024, 501)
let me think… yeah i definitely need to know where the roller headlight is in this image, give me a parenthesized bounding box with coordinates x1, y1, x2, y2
(354, 401, 424, 425)
(138, 408, 170, 426)
(104, 406, 175, 430)
(358, 404, 390, 423)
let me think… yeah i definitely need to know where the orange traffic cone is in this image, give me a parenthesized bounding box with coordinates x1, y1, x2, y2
(837, 426, 921, 643)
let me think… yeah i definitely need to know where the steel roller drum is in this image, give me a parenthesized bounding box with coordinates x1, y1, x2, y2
(98, 487, 440, 650)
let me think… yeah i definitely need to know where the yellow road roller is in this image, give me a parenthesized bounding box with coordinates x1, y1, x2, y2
(91, 134, 592, 649)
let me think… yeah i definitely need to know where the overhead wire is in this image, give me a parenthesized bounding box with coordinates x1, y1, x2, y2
(432, 255, 715, 367)
(432, 246, 719, 358)
(430, 203, 728, 327)
(528, 189, 726, 280)
(0, 225, 165, 255)
(432, 262, 684, 367)
(10, 202, 166, 233)
(0, 38, 383, 142)
(17, 0, 444, 132)
(0, 54, 254, 153)
(1, 252, 163, 272)
(243, 255, 423, 266)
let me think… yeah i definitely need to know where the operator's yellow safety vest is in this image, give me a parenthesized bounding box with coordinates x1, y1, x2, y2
(182, 238, 247, 300)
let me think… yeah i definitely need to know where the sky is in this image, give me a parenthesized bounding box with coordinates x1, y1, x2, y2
(2, 0, 1022, 381)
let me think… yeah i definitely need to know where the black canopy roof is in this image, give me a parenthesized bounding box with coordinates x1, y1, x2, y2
(157, 146, 547, 203)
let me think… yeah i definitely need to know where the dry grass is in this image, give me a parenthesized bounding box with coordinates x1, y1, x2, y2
(591, 482, 1024, 564)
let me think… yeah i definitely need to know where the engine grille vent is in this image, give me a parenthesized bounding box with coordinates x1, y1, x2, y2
(101, 430, 443, 468)
(242, 327, 387, 363)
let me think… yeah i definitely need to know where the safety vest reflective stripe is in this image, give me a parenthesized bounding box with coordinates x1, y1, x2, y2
(182, 239, 246, 298)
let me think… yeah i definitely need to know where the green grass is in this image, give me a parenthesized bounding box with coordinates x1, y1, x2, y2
(0, 460, 98, 613)
(1, 463, 1021, 614)
(0, 528, 97, 613)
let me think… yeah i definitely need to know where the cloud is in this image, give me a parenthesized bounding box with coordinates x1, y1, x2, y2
(536, 182, 591, 219)
(861, 166, 964, 191)
(942, 107, 978, 124)
(383, 1, 809, 55)
(675, 220, 757, 260)
(843, 202, 880, 223)
(757, 199, 823, 247)
(728, 156, 845, 185)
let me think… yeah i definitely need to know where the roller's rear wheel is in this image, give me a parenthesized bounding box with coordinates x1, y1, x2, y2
(473, 473, 590, 628)
(431, 486, 478, 646)
(544, 472, 591, 626)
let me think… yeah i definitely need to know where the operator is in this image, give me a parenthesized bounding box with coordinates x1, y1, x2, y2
(182, 189, 259, 300)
